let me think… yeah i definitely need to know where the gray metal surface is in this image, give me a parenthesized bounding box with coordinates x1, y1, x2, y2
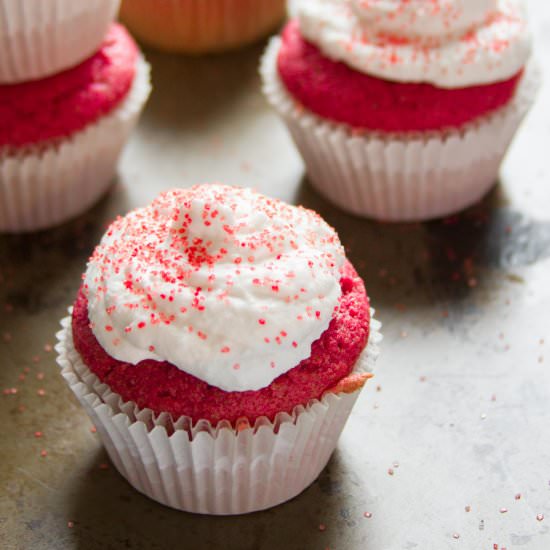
(1, 3, 549, 548)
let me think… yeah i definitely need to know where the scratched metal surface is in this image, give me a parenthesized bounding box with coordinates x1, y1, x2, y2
(1, 3, 550, 549)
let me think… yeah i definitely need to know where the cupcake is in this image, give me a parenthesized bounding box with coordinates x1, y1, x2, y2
(119, 0, 286, 54)
(261, 0, 539, 221)
(56, 184, 382, 514)
(0, 0, 121, 83)
(0, 24, 151, 233)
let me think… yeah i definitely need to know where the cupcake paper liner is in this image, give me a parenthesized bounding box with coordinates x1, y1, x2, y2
(56, 309, 382, 515)
(0, 0, 121, 84)
(119, 0, 286, 54)
(0, 56, 151, 233)
(261, 38, 541, 222)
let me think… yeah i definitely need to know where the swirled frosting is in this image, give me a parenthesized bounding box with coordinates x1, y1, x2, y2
(83, 185, 345, 392)
(296, 0, 531, 87)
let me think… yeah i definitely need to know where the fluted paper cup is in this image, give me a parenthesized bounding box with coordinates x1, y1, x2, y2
(56, 309, 382, 515)
(0, 56, 151, 233)
(0, 0, 121, 84)
(119, 0, 286, 54)
(261, 38, 540, 222)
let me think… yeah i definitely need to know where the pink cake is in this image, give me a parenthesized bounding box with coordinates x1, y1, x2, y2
(277, 20, 524, 133)
(0, 24, 138, 149)
(72, 260, 370, 425)
(0, 23, 151, 233)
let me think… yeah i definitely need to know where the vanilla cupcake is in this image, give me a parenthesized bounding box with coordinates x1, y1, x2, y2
(0, 0, 121, 83)
(119, 0, 286, 54)
(261, 0, 539, 221)
(56, 184, 382, 514)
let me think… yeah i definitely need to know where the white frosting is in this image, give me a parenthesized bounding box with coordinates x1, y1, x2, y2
(352, 0, 497, 38)
(297, 0, 531, 87)
(84, 185, 345, 392)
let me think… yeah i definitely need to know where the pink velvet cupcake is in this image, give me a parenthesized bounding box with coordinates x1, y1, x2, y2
(0, 24, 151, 233)
(119, 0, 286, 54)
(56, 184, 382, 514)
(261, 0, 539, 221)
(0, 0, 121, 83)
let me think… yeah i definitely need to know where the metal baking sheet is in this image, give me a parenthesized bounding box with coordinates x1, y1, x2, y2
(1, 2, 549, 548)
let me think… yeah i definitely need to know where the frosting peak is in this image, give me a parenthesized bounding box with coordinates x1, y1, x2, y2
(83, 185, 346, 392)
(297, 0, 531, 87)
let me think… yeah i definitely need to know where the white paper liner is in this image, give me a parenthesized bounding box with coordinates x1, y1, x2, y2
(119, 0, 285, 53)
(261, 38, 541, 222)
(0, 56, 151, 233)
(0, 0, 121, 83)
(56, 309, 382, 515)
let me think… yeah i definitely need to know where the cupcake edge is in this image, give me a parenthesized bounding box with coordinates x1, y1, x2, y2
(261, 37, 541, 222)
(0, 0, 121, 84)
(56, 308, 382, 514)
(119, 0, 286, 54)
(0, 55, 151, 233)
